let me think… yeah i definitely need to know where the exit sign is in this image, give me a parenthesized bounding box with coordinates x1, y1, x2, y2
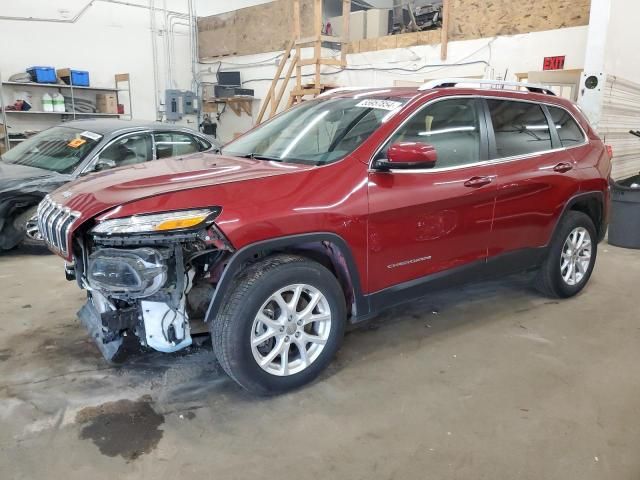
(543, 56, 565, 70)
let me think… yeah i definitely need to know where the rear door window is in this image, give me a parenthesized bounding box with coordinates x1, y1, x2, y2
(154, 132, 205, 159)
(487, 100, 552, 158)
(99, 133, 153, 167)
(547, 106, 585, 147)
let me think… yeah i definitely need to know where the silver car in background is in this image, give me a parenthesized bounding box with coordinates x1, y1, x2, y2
(0, 119, 219, 251)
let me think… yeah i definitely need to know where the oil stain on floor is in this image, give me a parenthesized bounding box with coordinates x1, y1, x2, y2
(75, 395, 164, 461)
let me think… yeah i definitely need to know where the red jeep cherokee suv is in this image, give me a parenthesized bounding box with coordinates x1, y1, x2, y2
(40, 79, 611, 394)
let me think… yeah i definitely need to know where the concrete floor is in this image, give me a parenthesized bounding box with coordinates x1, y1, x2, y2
(0, 244, 639, 480)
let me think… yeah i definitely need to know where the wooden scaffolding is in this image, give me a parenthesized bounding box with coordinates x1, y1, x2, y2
(256, 0, 351, 125)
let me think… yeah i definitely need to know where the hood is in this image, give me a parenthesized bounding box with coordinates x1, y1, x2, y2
(49, 152, 314, 220)
(0, 161, 69, 196)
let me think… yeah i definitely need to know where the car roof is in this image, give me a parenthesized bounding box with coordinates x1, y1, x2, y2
(326, 87, 421, 100)
(60, 119, 201, 136)
(326, 86, 580, 111)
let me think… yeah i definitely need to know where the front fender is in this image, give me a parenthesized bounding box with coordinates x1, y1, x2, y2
(204, 232, 368, 323)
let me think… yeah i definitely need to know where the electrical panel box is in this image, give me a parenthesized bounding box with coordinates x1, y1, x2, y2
(182, 91, 196, 114)
(165, 89, 197, 120)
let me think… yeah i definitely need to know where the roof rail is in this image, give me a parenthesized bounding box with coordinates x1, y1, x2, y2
(317, 86, 379, 97)
(419, 78, 556, 96)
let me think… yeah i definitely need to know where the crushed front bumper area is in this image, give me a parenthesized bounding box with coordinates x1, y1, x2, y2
(68, 225, 232, 362)
(77, 245, 195, 361)
(78, 300, 124, 361)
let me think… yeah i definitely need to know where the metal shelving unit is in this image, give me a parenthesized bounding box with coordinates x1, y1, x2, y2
(0, 72, 132, 150)
(6, 110, 124, 117)
(3, 111, 121, 116)
(1, 80, 120, 92)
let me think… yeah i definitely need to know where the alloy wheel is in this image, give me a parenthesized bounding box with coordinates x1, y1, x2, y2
(560, 226, 592, 286)
(250, 284, 332, 376)
(25, 213, 43, 242)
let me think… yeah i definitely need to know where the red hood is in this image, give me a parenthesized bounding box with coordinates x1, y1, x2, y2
(49, 152, 313, 222)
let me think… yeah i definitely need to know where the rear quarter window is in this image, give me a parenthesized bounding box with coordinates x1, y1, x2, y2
(487, 99, 552, 158)
(547, 106, 585, 147)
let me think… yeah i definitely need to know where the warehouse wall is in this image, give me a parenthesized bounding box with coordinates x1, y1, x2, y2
(578, 0, 640, 179)
(198, 0, 591, 58)
(602, 0, 640, 81)
(449, 0, 590, 40)
(195, 0, 274, 16)
(0, 0, 195, 133)
(198, 0, 316, 59)
(206, 26, 588, 143)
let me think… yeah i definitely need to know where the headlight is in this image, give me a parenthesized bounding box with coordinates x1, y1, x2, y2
(87, 248, 166, 298)
(92, 208, 220, 235)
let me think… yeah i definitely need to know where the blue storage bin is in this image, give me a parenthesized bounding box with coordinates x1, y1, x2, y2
(58, 69, 90, 87)
(27, 66, 57, 84)
(71, 70, 90, 86)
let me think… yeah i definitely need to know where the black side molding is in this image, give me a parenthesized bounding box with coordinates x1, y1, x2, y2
(361, 247, 548, 322)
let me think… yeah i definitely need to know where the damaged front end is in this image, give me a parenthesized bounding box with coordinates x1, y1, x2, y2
(68, 207, 233, 361)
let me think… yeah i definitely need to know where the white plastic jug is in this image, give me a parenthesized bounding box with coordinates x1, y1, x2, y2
(42, 93, 53, 112)
(53, 93, 65, 113)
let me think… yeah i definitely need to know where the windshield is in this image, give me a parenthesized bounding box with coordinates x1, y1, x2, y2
(1, 126, 102, 174)
(222, 97, 406, 165)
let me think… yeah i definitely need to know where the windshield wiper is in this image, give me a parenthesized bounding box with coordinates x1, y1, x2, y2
(235, 152, 284, 162)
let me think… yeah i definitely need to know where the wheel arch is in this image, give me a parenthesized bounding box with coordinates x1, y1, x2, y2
(0, 194, 44, 249)
(564, 191, 605, 242)
(205, 233, 368, 324)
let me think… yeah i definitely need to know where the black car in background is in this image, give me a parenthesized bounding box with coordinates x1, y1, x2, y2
(0, 119, 219, 251)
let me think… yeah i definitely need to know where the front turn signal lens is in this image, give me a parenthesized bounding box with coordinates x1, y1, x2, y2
(154, 215, 209, 231)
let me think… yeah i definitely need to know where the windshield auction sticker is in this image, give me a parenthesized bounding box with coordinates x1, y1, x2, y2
(80, 131, 102, 141)
(355, 99, 403, 111)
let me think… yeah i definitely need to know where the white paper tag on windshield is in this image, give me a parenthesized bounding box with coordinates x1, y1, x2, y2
(355, 99, 403, 111)
(80, 130, 102, 141)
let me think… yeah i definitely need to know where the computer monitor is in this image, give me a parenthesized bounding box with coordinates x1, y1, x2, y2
(217, 71, 241, 87)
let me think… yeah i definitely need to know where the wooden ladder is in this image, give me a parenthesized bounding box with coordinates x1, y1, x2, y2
(256, 0, 350, 125)
(255, 40, 297, 125)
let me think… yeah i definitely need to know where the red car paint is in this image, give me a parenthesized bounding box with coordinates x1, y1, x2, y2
(387, 141, 438, 166)
(48, 87, 610, 298)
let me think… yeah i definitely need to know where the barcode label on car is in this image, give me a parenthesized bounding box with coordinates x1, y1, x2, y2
(355, 99, 403, 111)
(80, 131, 102, 141)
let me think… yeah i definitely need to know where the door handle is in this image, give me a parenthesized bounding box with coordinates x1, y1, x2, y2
(553, 162, 573, 173)
(464, 176, 493, 188)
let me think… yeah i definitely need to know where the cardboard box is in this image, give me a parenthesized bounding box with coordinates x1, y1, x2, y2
(96, 93, 118, 114)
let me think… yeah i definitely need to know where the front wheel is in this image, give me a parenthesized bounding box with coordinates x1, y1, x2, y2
(15, 206, 46, 249)
(534, 211, 598, 298)
(211, 254, 347, 395)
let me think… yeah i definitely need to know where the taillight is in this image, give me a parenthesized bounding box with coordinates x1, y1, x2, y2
(605, 144, 613, 158)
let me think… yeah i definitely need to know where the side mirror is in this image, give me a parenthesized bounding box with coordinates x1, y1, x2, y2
(375, 142, 438, 170)
(93, 158, 116, 172)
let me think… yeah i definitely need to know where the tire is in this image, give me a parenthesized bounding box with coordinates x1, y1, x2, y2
(534, 211, 598, 298)
(14, 206, 47, 251)
(211, 254, 347, 395)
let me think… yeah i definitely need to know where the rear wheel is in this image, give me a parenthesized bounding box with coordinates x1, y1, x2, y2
(534, 211, 597, 298)
(211, 254, 346, 395)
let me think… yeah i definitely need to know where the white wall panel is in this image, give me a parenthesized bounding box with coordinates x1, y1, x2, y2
(599, 76, 640, 179)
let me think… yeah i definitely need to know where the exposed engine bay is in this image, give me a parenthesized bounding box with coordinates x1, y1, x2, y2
(72, 219, 233, 361)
